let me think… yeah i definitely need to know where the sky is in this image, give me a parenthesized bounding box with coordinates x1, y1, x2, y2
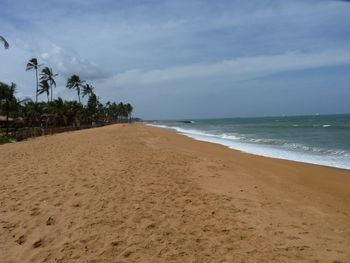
(0, 0, 350, 119)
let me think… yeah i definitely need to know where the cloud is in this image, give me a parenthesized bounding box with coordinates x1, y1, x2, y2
(99, 49, 350, 86)
(1, 0, 350, 118)
(0, 41, 109, 100)
(40, 45, 109, 81)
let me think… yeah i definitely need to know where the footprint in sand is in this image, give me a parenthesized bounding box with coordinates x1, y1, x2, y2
(15, 235, 26, 245)
(32, 239, 42, 248)
(46, 216, 55, 226)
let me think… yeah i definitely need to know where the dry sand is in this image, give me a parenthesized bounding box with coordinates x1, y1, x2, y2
(0, 124, 349, 262)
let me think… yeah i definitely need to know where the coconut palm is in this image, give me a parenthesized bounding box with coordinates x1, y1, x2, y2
(82, 83, 95, 98)
(38, 80, 50, 102)
(66, 75, 85, 103)
(86, 93, 99, 122)
(117, 102, 128, 121)
(40, 67, 58, 102)
(64, 100, 83, 126)
(125, 103, 133, 122)
(0, 82, 17, 135)
(20, 101, 40, 127)
(0, 35, 9, 49)
(26, 58, 42, 103)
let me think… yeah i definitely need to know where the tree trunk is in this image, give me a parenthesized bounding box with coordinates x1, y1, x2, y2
(50, 82, 53, 102)
(5, 100, 9, 136)
(35, 68, 38, 103)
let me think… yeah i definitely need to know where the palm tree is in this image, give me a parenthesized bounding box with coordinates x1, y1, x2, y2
(105, 101, 112, 121)
(20, 101, 40, 127)
(26, 58, 42, 103)
(48, 97, 65, 127)
(40, 67, 58, 102)
(0, 35, 9, 49)
(38, 80, 50, 102)
(86, 93, 99, 123)
(117, 102, 128, 121)
(64, 100, 83, 126)
(0, 82, 17, 135)
(66, 75, 85, 103)
(125, 103, 133, 122)
(82, 83, 95, 98)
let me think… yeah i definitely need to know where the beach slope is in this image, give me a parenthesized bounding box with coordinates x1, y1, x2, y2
(0, 124, 349, 262)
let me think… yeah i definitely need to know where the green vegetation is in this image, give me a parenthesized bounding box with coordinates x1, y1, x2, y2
(40, 67, 58, 102)
(66, 74, 85, 103)
(0, 55, 134, 143)
(0, 136, 16, 144)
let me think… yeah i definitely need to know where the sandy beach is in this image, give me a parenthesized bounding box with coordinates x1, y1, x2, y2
(0, 124, 349, 262)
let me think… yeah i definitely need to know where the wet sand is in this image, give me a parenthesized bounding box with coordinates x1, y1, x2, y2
(0, 124, 349, 262)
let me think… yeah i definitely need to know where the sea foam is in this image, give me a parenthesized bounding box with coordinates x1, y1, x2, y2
(148, 123, 350, 170)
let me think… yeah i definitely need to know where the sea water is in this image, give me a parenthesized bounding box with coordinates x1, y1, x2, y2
(148, 114, 350, 170)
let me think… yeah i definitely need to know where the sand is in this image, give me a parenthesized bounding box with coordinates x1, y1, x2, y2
(0, 124, 349, 262)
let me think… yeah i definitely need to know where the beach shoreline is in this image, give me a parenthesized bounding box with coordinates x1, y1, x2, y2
(146, 115, 350, 171)
(147, 123, 350, 172)
(1, 124, 349, 262)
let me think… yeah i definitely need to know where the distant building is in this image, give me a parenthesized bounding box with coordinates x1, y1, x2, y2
(0, 115, 14, 127)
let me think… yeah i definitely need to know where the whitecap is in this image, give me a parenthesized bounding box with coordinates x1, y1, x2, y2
(148, 123, 350, 170)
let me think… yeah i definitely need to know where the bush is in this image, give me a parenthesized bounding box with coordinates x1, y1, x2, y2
(0, 136, 16, 144)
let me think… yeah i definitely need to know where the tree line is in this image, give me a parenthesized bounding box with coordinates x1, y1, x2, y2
(0, 38, 134, 137)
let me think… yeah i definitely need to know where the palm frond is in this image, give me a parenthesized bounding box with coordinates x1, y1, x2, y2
(0, 35, 9, 49)
(19, 97, 33, 104)
(38, 80, 49, 95)
(40, 67, 58, 85)
(26, 58, 39, 71)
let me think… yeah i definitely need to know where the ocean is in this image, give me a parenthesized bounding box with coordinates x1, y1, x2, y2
(148, 114, 350, 170)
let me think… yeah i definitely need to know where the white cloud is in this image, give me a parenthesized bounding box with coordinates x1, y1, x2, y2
(2, 0, 350, 118)
(39, 45, 109, 81)
(98, 49, 350, 87)
(0, 42, 108, 100)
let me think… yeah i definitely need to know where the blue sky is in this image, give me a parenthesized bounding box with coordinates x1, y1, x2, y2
(1, 0, 349, 119)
